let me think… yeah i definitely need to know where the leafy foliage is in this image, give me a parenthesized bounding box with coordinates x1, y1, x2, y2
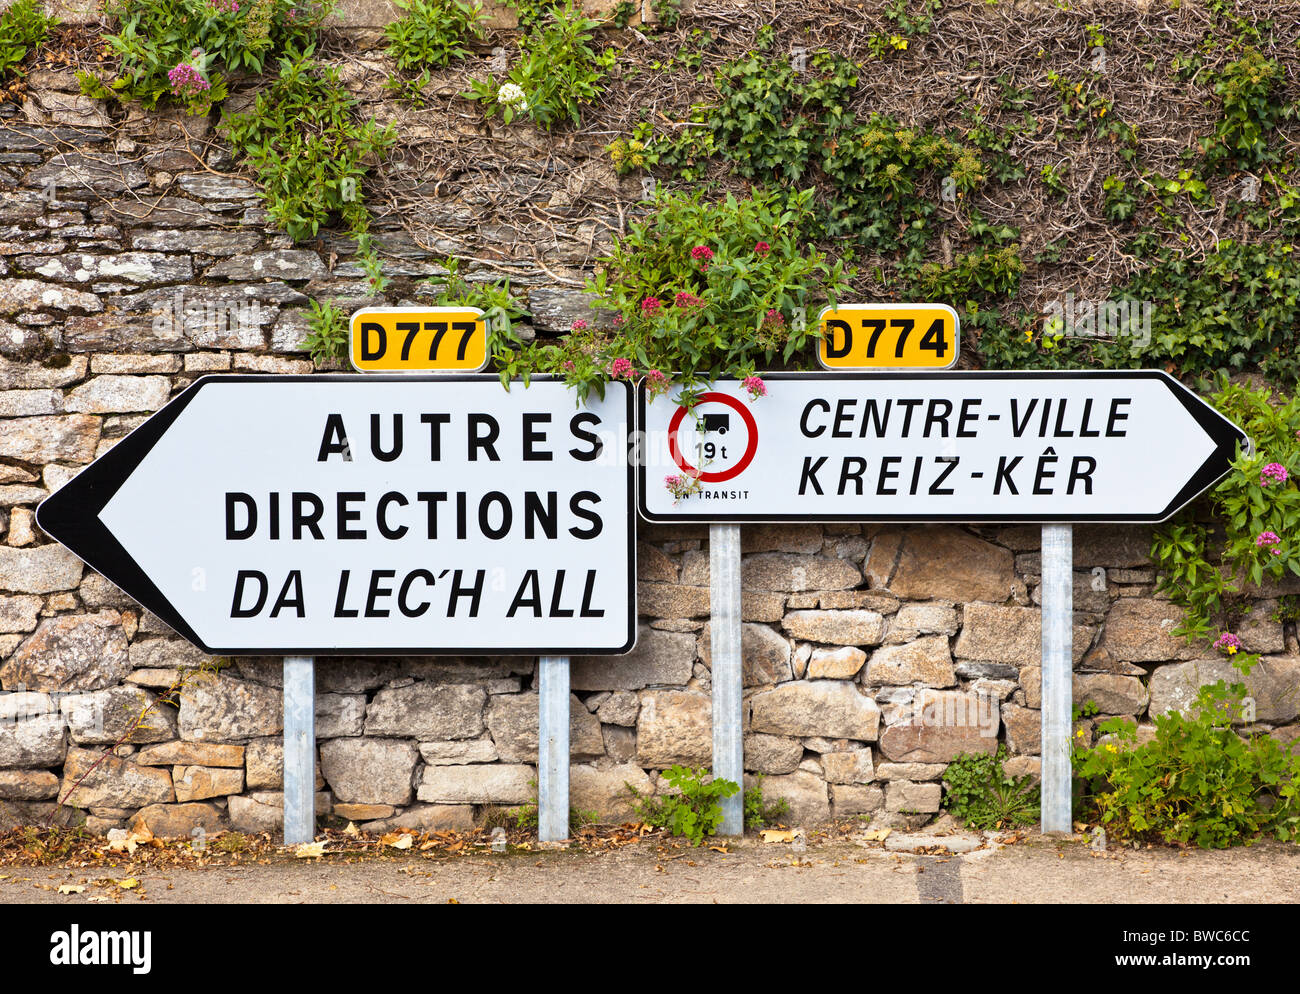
(1124, 241, 1300, 384)
(1200, 48, 1291, 173)
(656, 39, 985, 270)
(385, 0, 485, 71)
(301, 298, 348, 365)
(742, 775, 790, 830)
(422, 258, 529, 363)
(626, 765, 740, 846)
(465, 0, 614, 129)
(1152, 378, 1300, 642)
(497, 187, 850, 400)
(979, 240, 1300, 382)
(941, 746, 1040, 830)
(1074, 682, 1300, 848)
(512, 803, 597, 834)
(90, 0, 328, 112)
(223, 52, 395, 241)
(661, 47, 860, 184)
(0, 0, 55, 80)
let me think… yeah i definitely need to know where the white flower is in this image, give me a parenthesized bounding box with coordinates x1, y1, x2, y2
(497, 82, 528, 109)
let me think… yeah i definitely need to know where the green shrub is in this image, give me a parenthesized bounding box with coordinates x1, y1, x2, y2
(0, 0, 56, 80)
(422, 257, 528, 362)
(916, 244, 1023, 302)
(1074, 682, 1300, 848)
(742, 775, 790, 830)
(660, 47, 859, 185)
(626, 765, 740, 846)
(465, 0, 614, 129)
(1200, 48, 1289, 173)
(513, 803, 598, 834)
(822, 116, 982, 263)
(223, 52, 395, 241)
(941, 745, 1040, 830)
(301, 298, 348, 365)
(496, 187, 850, 400)
(385, 0, 485, 71)
(1152, 377, 1300, 642)
(1115, 241, 1300, 383)
(90, 0, 328, 112)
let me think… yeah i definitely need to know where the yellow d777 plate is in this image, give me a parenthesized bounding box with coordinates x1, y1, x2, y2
(817, 303, 960, 369)
(349, 306, 488, 373)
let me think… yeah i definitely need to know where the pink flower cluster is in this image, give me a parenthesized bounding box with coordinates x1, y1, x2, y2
(674, 291, 704, 308)
(754, 241, 771, 255)
(570, 319, 588, 330)
(168, 60, 210, 97)
(691, 245, 713, 262)
(608, 357, 636, 380)
(1213, 632, 1242, 656)
(644, 368, 670, 397)
(1257, 531, 1282, 555)
(211, 0, 239, 11)
(763, 308, 784, 328)
(1261, 462, 1289, 486)
(742, 375, 766, 399)
(664, 473, 694, 502)
(640, 297, 662, 316)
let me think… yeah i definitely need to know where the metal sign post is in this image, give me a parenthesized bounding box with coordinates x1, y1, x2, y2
(283, 656, 316, 845)
(710, 524, 744, 835)
(538, 655, 570, 842)
(1040, 525, 1073, 833)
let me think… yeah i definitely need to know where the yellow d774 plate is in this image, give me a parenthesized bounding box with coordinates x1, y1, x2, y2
(349, 306, 488, 373)
(817, 303, 960, 369)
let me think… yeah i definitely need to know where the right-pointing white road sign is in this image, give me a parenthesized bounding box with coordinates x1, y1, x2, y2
(639, 371, 1249, 524)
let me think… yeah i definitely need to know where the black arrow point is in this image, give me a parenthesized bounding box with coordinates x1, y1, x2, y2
(36, 378, 208, 648)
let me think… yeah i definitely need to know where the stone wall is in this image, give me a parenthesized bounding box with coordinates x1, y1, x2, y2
(2, 7, 1300, 840)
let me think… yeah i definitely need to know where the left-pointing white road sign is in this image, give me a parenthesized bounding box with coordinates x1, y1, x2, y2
(37, 375, 636, 656)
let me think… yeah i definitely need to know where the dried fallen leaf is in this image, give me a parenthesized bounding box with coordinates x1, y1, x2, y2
(343, 822, 360, 838)
(57, 884, 85, 895)
(294, 842, 327, 859)
(117, 878, 139, 890)
(386, 834, 413, 851)
(761, 830, 797, 844)
(859, 829, 892, 842)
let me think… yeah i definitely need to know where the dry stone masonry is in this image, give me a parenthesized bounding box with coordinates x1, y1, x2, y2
(1, 3, 1299, 839)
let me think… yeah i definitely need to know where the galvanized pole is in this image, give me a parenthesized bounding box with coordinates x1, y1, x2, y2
(538, 655, 570, 842)
(1040, 525, 1073, 833)
(282, 656, 316, 845)
(710, 523, 744, 835)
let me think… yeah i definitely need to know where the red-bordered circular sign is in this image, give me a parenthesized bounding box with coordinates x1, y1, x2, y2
(667, 392, 759, 483)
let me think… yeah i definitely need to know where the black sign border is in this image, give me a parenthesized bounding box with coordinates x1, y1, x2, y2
(637, 369, 1250, 524)
(37, 374, 638, 657)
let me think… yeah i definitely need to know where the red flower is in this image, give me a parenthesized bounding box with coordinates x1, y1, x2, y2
(641, 297, 662, 316)
(754, 241, 771, 255)
(691, 245, 714, 262)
